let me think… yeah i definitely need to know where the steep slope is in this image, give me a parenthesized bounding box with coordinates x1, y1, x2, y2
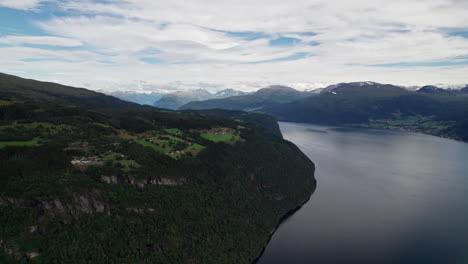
(180, 85, 311, 111)
(0, 73, 137, 109)
(153, 89, 247, 110)
(0, 74, 316, 264)
(263, 82, 468, 142)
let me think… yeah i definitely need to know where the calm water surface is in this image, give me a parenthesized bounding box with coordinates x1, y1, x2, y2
(258, 122, 468, 264)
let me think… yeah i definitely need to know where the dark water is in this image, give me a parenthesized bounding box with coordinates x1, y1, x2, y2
(258, 122, 468, 264)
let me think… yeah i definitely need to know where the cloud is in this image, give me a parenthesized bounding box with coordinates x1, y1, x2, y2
(0, 0, 51, 10)
(0, 0, 467, 92)
(0, 35, 82, 47)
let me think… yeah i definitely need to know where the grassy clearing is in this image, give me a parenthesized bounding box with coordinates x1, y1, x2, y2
(201, 132, 241, 144)
(0, 100, 20, 106)
(164, 128, 182, 135)
(117, 130, 137, 140)
(136, 135, 205, 159)
(136, 139, 170, 153)
(102, 152, 140, 171)
(185, 143, 205, 155)
(0, 137, 42, 148)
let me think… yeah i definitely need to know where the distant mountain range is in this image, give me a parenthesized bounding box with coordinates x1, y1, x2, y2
(105, 89, 247, 108)
(178, 81, 468, 142)
(417, 85, 468, 96)
(108, 91, 165, 105)
(100, 81, 468, 142)
(153, 89, 248, 109)
(265, 82, 468, 142)
(180, 85, 312, 111)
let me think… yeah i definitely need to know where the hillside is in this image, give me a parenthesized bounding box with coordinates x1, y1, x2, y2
(153, 89, 247, 110)
(0, 74, 316, 263)
(179, 85, 311, 111)
(0, 73, 138, 109)
(263, 82, 468, 142)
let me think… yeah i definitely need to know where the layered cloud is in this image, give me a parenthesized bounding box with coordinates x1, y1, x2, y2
(0, 0, 467, 91)
(0, 35, 82, 46)
(0, 0, 51, 10)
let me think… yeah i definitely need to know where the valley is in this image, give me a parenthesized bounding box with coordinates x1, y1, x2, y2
(177, 82, 468, 143)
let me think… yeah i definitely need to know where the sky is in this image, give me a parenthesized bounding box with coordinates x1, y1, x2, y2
(0, 0, 468, 92)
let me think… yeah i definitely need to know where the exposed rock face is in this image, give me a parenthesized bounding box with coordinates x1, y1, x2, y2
(0, 239, 21, 259)
(0, 238, 40, 260)
(100, 175, 119, 184)
(125, 207, 155, 213)
(100, 175, 185, 187)
(29, 225, 39, 233)
(158, 178, 184, 186)
(40, 191, 111, 218)
(273, 194, 287, 201)
(0, 197, 25, 207)
(26, 252, 39, 259)
(1, 190, 112, 219)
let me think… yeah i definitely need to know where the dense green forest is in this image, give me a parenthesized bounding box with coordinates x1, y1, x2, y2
(0, 73, 316, 263)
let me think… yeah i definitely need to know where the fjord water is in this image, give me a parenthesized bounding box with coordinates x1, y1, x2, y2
(258, 122, 468, 264)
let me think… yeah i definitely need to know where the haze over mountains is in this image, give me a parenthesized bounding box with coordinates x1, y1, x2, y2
(153, 89, 248, 110)
(111, 82, 468, 108)
(108, 91, 166, 105)
(104, 88, 248, 108)
(179, 85, 312, 111)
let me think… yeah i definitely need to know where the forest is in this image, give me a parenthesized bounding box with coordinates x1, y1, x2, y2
(0, 73, 316, 264)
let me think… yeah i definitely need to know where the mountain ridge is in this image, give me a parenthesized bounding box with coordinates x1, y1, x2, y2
(179, 85, 311, 111)
(262, 82, 468, 142)
(153, 88, 248, 109)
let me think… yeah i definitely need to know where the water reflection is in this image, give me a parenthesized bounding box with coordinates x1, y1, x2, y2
(258, 122, 468, 264)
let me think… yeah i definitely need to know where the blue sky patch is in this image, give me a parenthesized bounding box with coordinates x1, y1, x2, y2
(296, 32, 317, 36)
(0, 5, 69, 36)
(141, 48, 160, 55)
(222, 31, 270, 41)
(308, 41, 320, 46)
(448, 31, 468, 38)
(21, 58, 75, 63)
(21, 43, 83, 51)
(369, 59, 468, 67)
(269, 37, 301, 46)
(141, 57, 163, 64)
(96, 59, 113, 64)
(248, 52, 310, 64)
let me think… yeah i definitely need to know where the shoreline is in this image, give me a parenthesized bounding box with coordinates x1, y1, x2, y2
(278, 121, 467, 144)
(347, 124, 467, 144)
(252, 182, 317, 264)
